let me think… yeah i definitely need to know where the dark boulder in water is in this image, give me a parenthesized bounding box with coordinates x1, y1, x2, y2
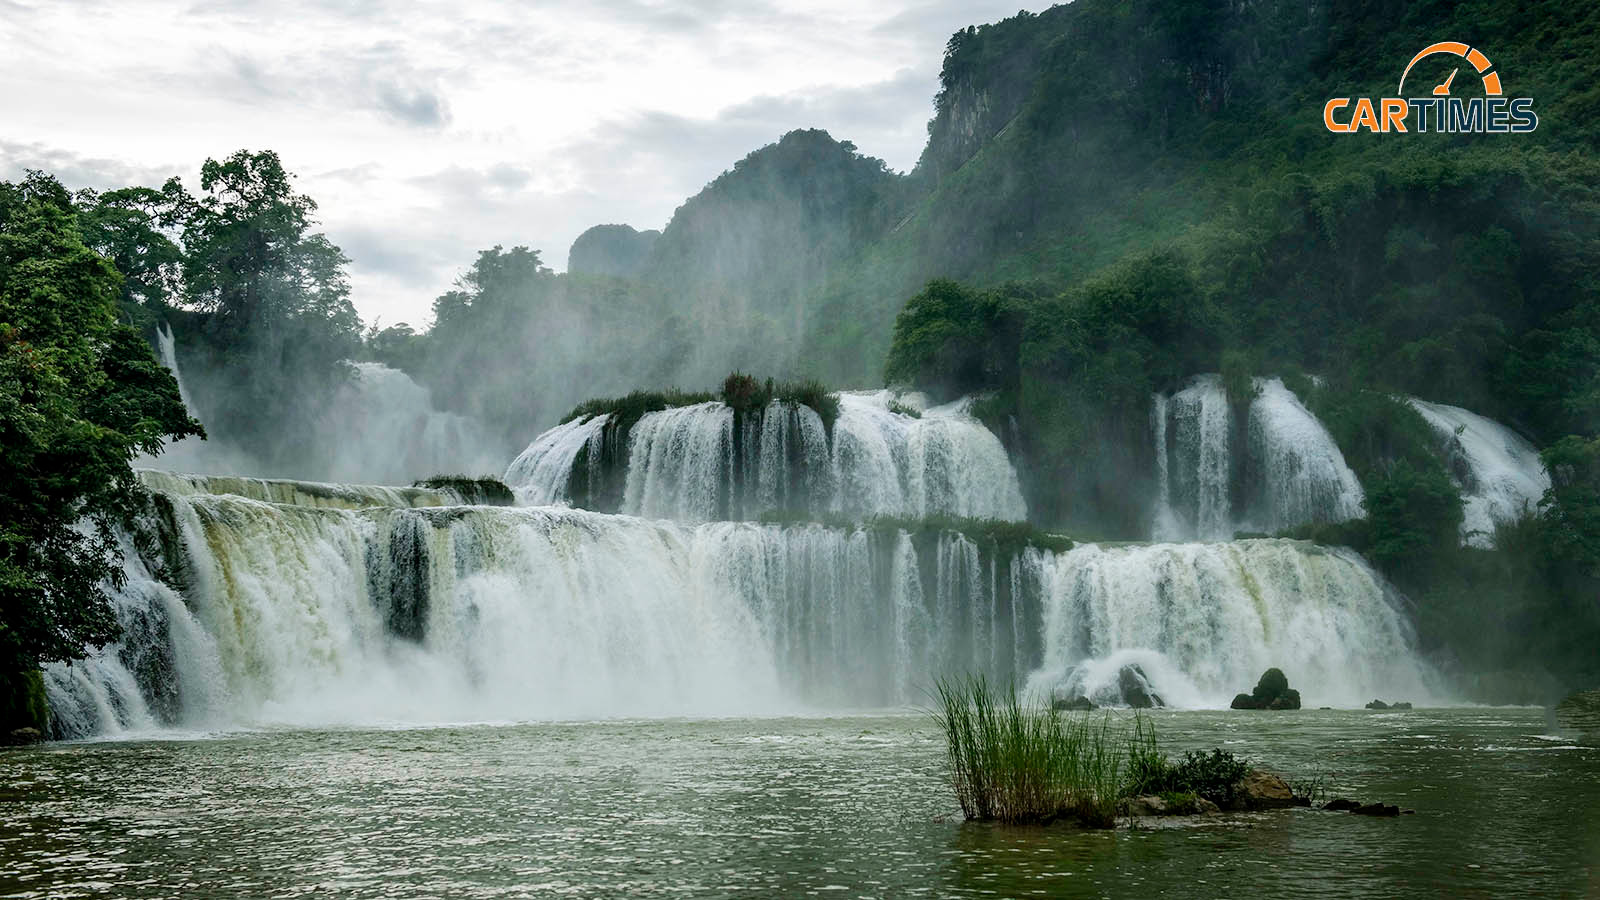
(1323, 797, 1360, 811)
(1353, 803, 1401, 817)
(1364, 699, 1410, 710)
(1118, 664, 1163, 709)
(1052, 695, 1095, 711)
(1230, 668, 1300, 709)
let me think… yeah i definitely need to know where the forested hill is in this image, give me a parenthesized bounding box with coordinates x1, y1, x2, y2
(797, 0, 1600, 385)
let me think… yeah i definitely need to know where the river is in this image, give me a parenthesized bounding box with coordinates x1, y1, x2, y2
(2, 708, 1594, 898)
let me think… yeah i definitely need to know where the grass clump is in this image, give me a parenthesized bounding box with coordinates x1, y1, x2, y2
(414, 475, 515, 506)
(932, 675, 1126, 827)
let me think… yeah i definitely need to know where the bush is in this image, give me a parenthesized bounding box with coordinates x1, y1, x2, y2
(1122, 716, 1250, 808)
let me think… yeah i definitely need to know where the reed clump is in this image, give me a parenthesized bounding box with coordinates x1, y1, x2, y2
(932, 675, 1126, 827)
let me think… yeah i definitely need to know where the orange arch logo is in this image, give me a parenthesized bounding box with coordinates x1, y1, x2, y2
(1323, 42, 1535, 134)
(1396, 42, 1502, 97)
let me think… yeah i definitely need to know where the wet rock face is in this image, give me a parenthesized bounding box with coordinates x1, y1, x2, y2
(1118, 664, 1164, 709)
(1234, 770, 1296, 810)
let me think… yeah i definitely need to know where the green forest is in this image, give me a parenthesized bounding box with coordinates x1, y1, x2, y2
(3, 0, 1599, 726)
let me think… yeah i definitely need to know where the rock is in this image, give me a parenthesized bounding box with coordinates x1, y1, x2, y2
(1052, 695, 1095, 711)
(1127, 795, 1168, 816)
(1352, 803, 1400, 817)
(1323, 797, 1360, 812)
(1365, 699, 1390, 710)
(1232, 668, 1300, 710)
(1118, 664, 1164, 709)
(1195, 797, 1221, 815)
(3, 728, 42, 746)
(1268, 689, 1302, 710)
(1236, 770, 1296, 810)
(1390, 701, 1413, 710)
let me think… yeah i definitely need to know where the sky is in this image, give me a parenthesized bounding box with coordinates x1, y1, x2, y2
(0, 0, 1045, 329)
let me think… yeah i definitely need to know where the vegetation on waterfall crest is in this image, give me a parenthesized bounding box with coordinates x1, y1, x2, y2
(562, 372, 843, 434)
(413, 475, 515, 506)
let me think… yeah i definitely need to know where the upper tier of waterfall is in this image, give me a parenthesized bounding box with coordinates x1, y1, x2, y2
(146, 325, 505, 484)
(1152, 375, 1365, 540)
(46, 476, 1439, 738)
(1408, 398, 1550, 547)
(504, 390, 1028, 524)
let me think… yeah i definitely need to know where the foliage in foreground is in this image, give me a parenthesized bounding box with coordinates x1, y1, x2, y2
(932, 675, 1127, 827)
(933, 676, 1262, 827)
(1124, 715, 1251, 809)
(0, 173, 201, 688)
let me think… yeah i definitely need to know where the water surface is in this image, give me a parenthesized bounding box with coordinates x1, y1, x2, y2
(1, 708, 1595, 897)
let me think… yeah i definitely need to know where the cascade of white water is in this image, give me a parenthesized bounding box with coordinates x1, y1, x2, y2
(1408, 398, 1549, 547)
(1024, 539, 1437, 708)
(507, 391, 1027, 524)
(829, 391, 1027, 521)
(1244, 378, 1365, 533)
(1165, 375, 1236, 540)
(1150, 392, 1183, 540)
(1154, 375, 1364, 540)
(622, 402, 736, 522)
(45, 477, 1444, 736)
(503, 414, 612, 507)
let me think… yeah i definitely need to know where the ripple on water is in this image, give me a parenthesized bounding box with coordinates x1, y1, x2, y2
(0, 709, 1595, 898)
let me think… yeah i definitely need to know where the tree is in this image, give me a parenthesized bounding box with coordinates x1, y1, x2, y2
(74, 185, 188, 318)
(169, 151, 359, 462)
(0, 173, 201, 727)
(1540, 436, 1600, 573)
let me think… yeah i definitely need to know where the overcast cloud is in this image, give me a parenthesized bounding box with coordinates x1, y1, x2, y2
(0, 0, 1043, 327)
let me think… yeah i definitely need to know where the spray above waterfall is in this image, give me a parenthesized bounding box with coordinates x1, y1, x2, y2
(145, 324, 507, 485)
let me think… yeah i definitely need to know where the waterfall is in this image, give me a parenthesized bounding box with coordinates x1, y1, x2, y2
(1243, 378, 1365, 533)
(1408, 398, 1549, 547)
(44, 477, 1440, 737)
(503, 414, 611, 506)
(1153, 375, 1363, 540)
(832, 392, 1028, 522)
(504, 391, 1027, 523)
(1163, 375, 1237, 539)
(1024, 540, 1437, 708)
(623, 402, 737, 521)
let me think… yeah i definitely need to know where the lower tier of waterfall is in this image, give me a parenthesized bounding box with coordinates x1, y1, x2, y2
(45, 480, 1439, 738)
